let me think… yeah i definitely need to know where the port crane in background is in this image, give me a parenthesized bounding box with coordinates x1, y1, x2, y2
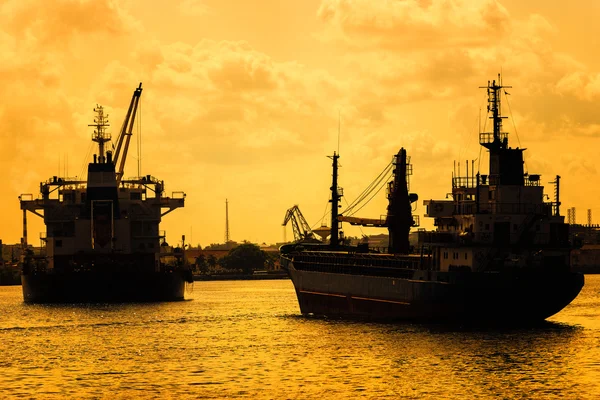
(282, 205, 319, 242)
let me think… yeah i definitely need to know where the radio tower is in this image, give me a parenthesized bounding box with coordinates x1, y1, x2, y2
(225, 199, 230, 243)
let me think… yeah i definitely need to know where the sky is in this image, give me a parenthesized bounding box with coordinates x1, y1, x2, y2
(2, 0, 600, 247)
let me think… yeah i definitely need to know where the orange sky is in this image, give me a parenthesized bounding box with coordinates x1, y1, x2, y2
(2, 0, 600, 247)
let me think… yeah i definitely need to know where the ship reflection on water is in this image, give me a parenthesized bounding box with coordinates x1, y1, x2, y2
(1, 278, 599, 399)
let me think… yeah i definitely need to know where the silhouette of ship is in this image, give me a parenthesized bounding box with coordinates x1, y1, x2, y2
(19, 84, 193, 303)
(280, 76, 584, 323)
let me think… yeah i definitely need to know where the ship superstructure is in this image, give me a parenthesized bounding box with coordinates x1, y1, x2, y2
(280, 76, 583, 323)
(422, 76, 569, 272)
(19, 84, 193, 303)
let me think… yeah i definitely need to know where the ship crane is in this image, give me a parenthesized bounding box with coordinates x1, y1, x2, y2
(113, 83, 143, 184)
(282, 205, 316, 242)
(338, 149, 419, 228)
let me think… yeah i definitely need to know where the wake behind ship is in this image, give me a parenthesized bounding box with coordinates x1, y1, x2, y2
(280, 76, 584, 324)
(19, 84, 193, 303)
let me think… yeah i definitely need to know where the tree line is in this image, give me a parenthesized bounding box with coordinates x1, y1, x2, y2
(193, 242, 279, 275)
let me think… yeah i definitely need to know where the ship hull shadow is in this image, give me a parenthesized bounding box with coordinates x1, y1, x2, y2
(21, 271, 189, 303)
(288, 266, 584, 325)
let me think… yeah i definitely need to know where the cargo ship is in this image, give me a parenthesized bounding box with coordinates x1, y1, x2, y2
(19, 84, 193, 303)
(280, 76, 584, 323)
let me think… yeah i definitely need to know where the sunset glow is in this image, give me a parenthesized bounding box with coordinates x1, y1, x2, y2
(2, 0, 600, 247)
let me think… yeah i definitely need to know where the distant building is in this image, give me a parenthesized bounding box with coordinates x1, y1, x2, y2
(185, 249, 229, 265)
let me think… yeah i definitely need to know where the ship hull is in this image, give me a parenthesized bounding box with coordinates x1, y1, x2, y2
(21, 270, 189, 303)
(285, 261, 584, 323)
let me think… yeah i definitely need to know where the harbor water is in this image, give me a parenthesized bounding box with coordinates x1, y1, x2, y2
(1, 276, 600, 399)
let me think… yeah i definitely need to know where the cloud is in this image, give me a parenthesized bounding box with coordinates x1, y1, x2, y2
(1, 0, 139, 48)
(2, 0, 600, 244)
(178, 0, 210, 17)
(317, 0, 511, 51)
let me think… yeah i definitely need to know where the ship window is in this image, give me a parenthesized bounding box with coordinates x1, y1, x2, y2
(465, 253, 468, 260)
(56, 240, 62, 248)
(131, 192, 142, 201)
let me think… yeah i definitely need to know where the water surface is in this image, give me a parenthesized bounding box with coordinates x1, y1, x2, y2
(1, 276, 599, 399)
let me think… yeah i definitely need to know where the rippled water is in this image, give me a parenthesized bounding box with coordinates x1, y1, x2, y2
(1, 276, 600, 399)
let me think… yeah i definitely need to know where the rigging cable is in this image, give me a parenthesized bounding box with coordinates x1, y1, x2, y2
(346, 169, 392, 217)
(343, 196, 366, 238)
(342, 160, 393, 216)
(313, 200, 331, 230)
(79, 141, 95, 181)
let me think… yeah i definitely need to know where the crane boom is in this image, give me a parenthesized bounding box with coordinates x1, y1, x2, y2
(282, 205, 315, 242)
(113, 83, 143, 184)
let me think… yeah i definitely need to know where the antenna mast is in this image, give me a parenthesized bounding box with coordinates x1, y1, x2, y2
(89, 105, 110, 163)
(338, 110, 341, 155)
(480, 74, 511, 150)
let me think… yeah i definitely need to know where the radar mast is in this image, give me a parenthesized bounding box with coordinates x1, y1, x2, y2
(89, 105, 111, 163)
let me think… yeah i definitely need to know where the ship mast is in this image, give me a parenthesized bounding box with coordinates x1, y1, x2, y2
(89, 105, 110, 163)
(386, 148, 415, 254)
(480, 74, 511, 151)
(329, 152, 341, 248)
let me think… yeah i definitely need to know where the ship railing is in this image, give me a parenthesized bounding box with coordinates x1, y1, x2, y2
(44, 176, 85, 186)
(452, 177, 477, 189)
(293, 252, 427, 275)
(171, 191, 186, 199)
(479, 132, 508, 145)
(158, 197, 185, 210)
(91, 132, 110, 141)
(19, 193, 34, 201)
(124, 175, 160, 184)
(455, 202, 553, 216)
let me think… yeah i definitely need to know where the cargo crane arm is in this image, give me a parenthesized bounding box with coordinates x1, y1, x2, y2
(282, 205, 315, 242)
(113, 83, 143, 184)
(338, 150, 419, 229)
